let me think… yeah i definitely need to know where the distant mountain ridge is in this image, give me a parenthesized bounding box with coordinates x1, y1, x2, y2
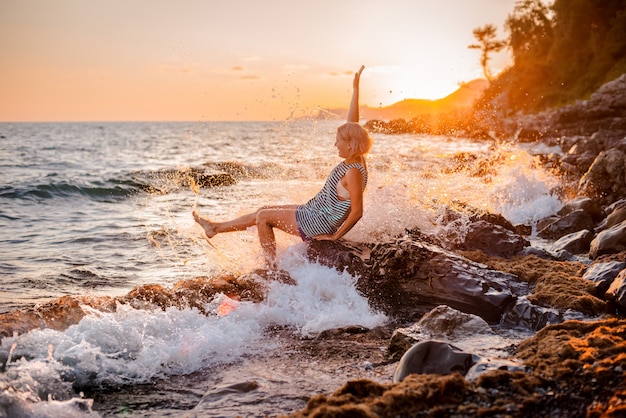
(313, 79, 488, 121)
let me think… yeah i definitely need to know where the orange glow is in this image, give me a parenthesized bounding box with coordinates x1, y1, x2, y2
(217, 297, 239, 317)
(0, 1, 516, 121)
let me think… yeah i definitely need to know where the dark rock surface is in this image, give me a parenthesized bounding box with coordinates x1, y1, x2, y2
(307, 237, 525, 324)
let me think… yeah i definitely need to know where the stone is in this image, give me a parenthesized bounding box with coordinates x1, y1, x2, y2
(306, 238, 526, 324)
(596, 199, 626, 232)
(605, 269, 626, 312)
(582, 261, 626, 294)
(453, 220, 530, 257)
(537, 209, 595, 240)
(557, 196, 603, 222)
(549, 229, 594, 255)
(589, 219, 626, 259)
(465, 358, 526, 382)
(392, 340, 477, 383)
(500, 296, 562, 331)
(387, 306, 495, 361)
(579, 148, 626, 206)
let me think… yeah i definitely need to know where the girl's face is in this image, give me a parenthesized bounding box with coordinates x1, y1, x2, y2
(335, 133, 351, 158)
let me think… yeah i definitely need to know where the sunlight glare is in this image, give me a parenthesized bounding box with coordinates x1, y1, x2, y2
(369, 65, 467, 105)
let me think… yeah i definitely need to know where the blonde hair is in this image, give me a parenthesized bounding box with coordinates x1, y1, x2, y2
(337, 122, 373, 159)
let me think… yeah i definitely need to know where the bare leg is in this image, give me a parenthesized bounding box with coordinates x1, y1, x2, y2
(255, 206, 300, 266)
(192, 211, 217, 238)
(193, 205, 299, 241)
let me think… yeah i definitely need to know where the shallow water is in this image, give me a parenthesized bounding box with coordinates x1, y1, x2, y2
(0, 120, 565, 416)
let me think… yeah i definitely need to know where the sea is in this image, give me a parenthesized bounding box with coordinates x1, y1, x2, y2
(0, 120, 565, 417)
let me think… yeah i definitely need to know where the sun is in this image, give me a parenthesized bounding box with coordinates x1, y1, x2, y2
(367, 65, 474, 106)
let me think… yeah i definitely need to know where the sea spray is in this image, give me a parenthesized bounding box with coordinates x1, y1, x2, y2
(356, 139, 563, 243)
(1, 121, 570, 416)
(0, 248, 386, 414)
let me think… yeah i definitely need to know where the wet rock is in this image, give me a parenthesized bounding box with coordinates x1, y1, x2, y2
(582, 261, 626, 294)
(453, 220, 530, 257)
(441, 203, 518, 233)
(464, 358, 526, 382)
(392, 340, 476, 383)
(589, 219, 626, 259)
(537, 209, 595, 240)
(549, 229, 594, 255)
(308, 238, 529, 323)
(557, 195, 603, 222)
(290, 318, 626, 418)
(500, 296, 562, 331)
(387, 305, 496, 361)
(0, 296, 87, 339)
(536, 215, 559, 233)
(308, 238, 524, 324)
(596, 198, 626, 232)
(579, 148, 626, 206)
(461, 252, 610, 317)
(605, 269, 626, 312)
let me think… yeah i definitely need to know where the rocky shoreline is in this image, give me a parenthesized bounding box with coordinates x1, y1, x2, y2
(1, 75, 625, 417)
(282, 75, 626, 417)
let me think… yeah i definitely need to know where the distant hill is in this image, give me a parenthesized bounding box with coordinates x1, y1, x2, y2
(313, 79, 488, 121)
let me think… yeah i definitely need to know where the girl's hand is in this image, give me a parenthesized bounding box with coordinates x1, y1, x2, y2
(353, 65, 365, 89)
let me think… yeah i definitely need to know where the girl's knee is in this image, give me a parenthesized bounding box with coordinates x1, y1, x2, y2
(255, 209, 270, 226)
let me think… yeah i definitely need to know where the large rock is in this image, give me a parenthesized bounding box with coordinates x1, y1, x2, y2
(452, 220, 530, 257)
(387, 305, 496, 362)
(500, 296, 562, 331)
(392, 341, 475, 383)
(537, 209, 595, 240)
(307, 238, 526, 324)
(557, 196, 603, 222)
(589, 219, 626, 259)
(579, 148, 626, 206)
(605, 269, 626, 312)
(549, 229, 594, 255)
(596, 199, 626, 232)
(582, 261, 626, 294)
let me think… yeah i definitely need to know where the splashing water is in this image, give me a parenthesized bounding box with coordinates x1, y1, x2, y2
(0, 121, 565, 416)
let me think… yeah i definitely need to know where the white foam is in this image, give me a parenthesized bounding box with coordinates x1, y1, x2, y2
(0, 248, 386, 415)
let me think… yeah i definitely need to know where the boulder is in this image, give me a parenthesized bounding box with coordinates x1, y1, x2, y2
(549, 229, 594, 255)
(605, 269, 626, 312)
(464, 358, 526, 382)
(453, 220, 530, 257)
(579, 148, 626, 206)
(306, 238, 525, 324)
(392, 341, 476, 383)
(537, 209, 595, 240)
(557, 196, 603, 222)
(582, 261, 626, 294)
(500, 296, 562, 331)
(387, 305, 495, 362)
(589, 219, 626, 259)
(596, 199, 626, 232)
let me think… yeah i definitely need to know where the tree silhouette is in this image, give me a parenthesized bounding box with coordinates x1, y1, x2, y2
(468, 24, 507, 81)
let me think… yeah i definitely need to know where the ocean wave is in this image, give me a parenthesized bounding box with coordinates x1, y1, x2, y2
(0, 254, 386, 415)
(0, 180, 139, 202)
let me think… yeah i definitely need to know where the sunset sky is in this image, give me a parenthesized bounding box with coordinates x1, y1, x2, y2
(1, 0, 517, 122)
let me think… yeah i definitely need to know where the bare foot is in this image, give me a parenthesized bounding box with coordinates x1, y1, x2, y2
(192, 210, 217, 239)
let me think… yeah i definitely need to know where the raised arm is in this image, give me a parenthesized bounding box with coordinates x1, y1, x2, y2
(346, 65, 365, 123)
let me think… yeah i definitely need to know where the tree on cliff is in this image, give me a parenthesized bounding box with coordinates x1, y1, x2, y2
(468, 24, 507, 82)
(478, 0, 626, 112)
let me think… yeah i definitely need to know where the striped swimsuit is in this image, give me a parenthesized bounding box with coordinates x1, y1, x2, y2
(295, 162, 368, 239)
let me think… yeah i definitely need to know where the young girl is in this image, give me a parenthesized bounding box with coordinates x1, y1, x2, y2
(193, 65, 373, 266)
